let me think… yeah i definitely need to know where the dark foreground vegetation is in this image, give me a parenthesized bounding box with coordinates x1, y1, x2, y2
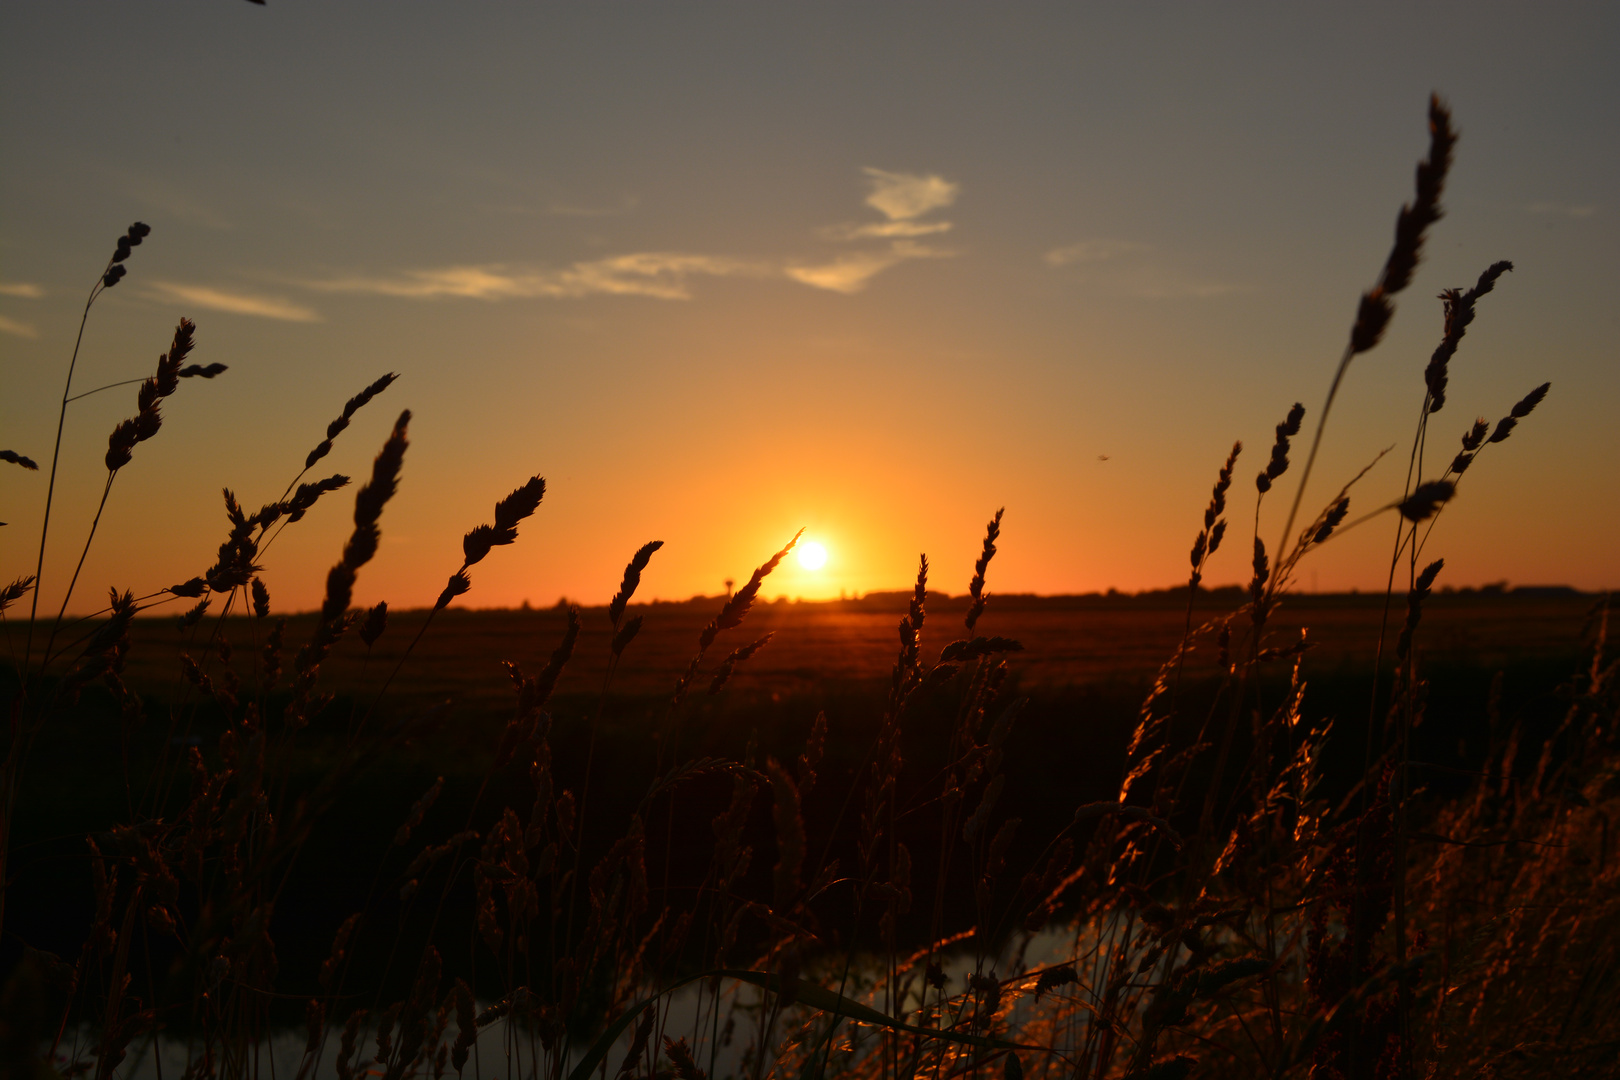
(3, 99, 1615, 1079)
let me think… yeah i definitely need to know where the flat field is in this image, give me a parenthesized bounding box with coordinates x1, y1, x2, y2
(3, 587, 1598, 1010)
(102, 586, 1598, 716)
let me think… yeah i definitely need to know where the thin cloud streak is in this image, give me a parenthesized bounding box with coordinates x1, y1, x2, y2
(0, 282, 44, 299)
(1044, 240, 1150, 266)
(148, 282, 322, 322)
(785, 251, 908, 294)
(0, 314, 39, 338)
(310, 253, 767, 302)
(1044, 238, 1241, 298)
(786, 241, 952, 295)
(309, 168, 964, 303)
(821, 220, 953, 240)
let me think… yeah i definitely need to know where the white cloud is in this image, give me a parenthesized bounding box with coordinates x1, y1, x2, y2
(821, 220, 953, 241)
(0, 314, 38, 338)
(862, 168, 959, 221)
(306, 168, 964, 304)
(148, 282, 321, 322)
(310, 253, 766, 302)
(1043, 239, 1240, 298)
(786, 241, 952, 295)
(1528, 201, 1597, 218)
(1043, 240, 1150, 267)
(0, 282, 43, 299)
(793, 168, 961, 292)
(785, 251, 907, 294)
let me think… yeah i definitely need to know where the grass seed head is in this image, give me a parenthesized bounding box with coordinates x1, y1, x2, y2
(1204, 441, 1242, 529)
(708, 632, 774, 694)
(1424, 260, 1514, 412)
(463, 476, 546, 566)
(1397, 479, 1456, 522)
(0, 576, 36, 615)
(1313, 496, 1351, 544)
(321, 410, 409, 622)
(1250, 536, 1270, 608)
(360, 601, 388, 646)
(1258, 403, 1305, 491)
(1511, 381, 1551, 418)
(966, 507, 1005, 633)
(700, 529, 803, 654)
(434, 569, 471, 610)
(305, 372, 398, 468)
(662, 1035, 707, 1080)
(1350, 96, 1455, 354)
(611, 613, 644, 658)
(101, 223, 150, 286)
(609, 540, 664, 628)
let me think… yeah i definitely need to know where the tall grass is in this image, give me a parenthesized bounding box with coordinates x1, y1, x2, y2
(1, 98, 1613, 1080)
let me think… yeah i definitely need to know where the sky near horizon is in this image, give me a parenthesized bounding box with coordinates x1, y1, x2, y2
(1, 2, 1617, 615)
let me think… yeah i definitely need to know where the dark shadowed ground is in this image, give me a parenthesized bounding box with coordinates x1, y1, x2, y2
(2, 587, 1599, 1012)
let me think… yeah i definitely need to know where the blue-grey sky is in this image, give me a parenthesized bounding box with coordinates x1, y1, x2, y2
(3, 2, 1616, 612)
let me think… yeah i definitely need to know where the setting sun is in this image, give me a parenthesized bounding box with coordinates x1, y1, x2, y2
(797, 540, 828, 571)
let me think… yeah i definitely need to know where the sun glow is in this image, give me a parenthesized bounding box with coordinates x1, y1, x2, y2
(797, 540, 828, 571)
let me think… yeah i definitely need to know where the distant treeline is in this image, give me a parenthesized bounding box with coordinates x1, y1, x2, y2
(522, 581, 1592, 615)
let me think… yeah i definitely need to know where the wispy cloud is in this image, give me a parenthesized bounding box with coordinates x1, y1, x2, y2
(1043, 240, 1149, 267)
(821, 220, 953, 241)
(310, 253, 766, 302)
(1043, 238, 1241, 298)
(1528, 201, 1596, 218)
(149, 282, 321, 322)
(0, 315, 38, 338)
(785, 251, 908, 294)
(787, 241, 952, 295)
(305, 168, 962, 303)
(790, 168, 961, 293)
(0, 282, 44, 299)
(862, 168, 959, 221)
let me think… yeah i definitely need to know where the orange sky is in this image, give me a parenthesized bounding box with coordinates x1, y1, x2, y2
(2, 4, 1616, 615)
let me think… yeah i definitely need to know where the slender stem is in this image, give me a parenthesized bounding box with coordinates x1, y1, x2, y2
(41, 471, 118, 668)
(24, 276, 107, 676)
(352, 602, 446, 744)
(1363, 394, 1432, 803)
(1276, 342, 1354, 572)
(63, 377, 147, 404)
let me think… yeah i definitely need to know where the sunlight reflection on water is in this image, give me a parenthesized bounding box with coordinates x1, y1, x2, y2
(96, 922, 1115, 1079)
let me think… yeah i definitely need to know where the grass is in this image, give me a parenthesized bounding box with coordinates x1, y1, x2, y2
(1, 97, 1615, 1080)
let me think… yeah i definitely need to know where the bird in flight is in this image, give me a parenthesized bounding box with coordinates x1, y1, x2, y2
(1097, 454, 1111, 462)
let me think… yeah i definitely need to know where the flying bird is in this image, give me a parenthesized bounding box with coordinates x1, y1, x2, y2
(1097, 454, 1111, 462)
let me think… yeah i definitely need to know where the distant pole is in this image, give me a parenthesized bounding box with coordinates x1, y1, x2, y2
(725, 578, 735, 597)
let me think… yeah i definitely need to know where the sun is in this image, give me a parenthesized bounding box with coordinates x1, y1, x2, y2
(797, 540, 828, 571)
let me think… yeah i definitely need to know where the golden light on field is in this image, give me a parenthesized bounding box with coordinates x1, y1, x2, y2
(797, 540, 828, 571)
